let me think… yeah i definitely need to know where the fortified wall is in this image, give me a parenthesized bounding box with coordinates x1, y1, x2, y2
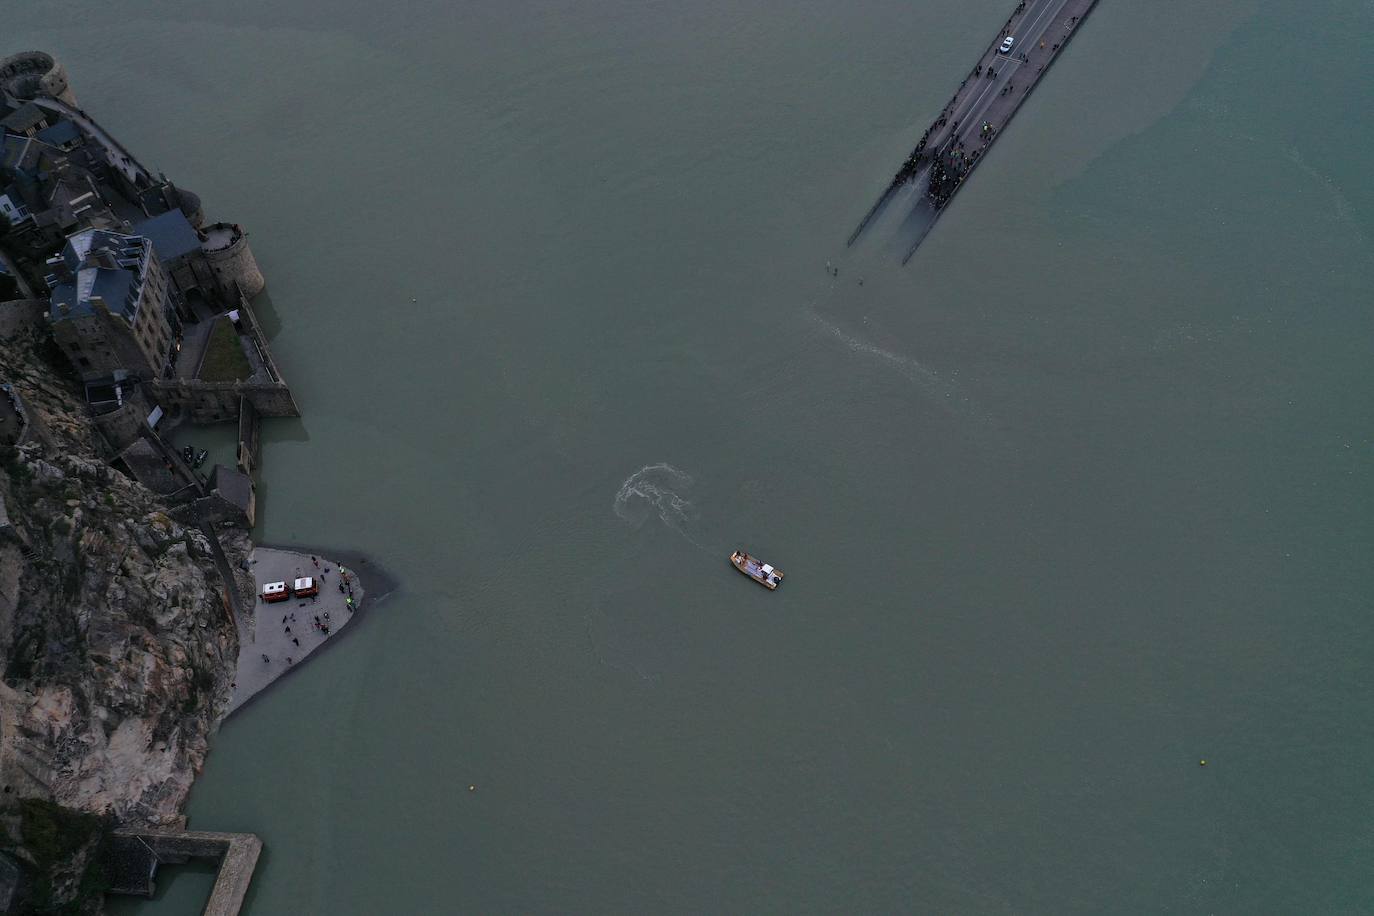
(0, 51, 77, 106)
(200, 223, 265, 299)
(145, 380, 298, 424)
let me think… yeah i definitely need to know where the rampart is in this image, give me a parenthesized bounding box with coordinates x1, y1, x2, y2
(0, 51, 76, 105)
(144, 290, 297, 422)
(145, 379, 298, 423)
(109, 829, 262, 916)
(201, 223, 265, 299)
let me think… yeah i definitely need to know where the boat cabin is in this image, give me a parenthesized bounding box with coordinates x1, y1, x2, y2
(262, 581, 289, 603)
(293, 576, 319, 598)
(730, 550, 784, 590)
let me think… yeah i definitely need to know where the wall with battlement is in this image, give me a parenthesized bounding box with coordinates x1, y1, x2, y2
(201, 224, 265, 299)
(0, 51, 76, 105)
(145, 379, 298, 423)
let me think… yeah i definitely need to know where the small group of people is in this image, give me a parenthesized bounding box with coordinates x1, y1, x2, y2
(260, 558, 362, 668)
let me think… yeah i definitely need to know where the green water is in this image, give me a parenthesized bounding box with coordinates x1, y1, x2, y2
(15, 0, 1374, 911)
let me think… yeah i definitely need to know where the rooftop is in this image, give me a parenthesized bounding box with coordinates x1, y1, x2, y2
(35, 119, 80, 148)
(0, 102, 47, 134)
(135, 208, 201, 262)
(1, 133, 58, 176)
(47, 229, 151, 322)
(50, 269, 134, 321)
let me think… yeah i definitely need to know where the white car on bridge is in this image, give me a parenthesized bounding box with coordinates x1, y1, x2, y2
(999, 36, 1015, 54)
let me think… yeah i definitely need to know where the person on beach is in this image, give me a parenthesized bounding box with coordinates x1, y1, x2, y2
(261, 654, 269, 663)
(292, 637, 299, 647)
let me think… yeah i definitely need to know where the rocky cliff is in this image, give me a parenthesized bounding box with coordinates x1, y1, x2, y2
(0, 326, 245, 912)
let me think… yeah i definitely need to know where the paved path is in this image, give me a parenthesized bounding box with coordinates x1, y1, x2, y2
(226, 547, 366, 716)
(848, 0, 1099, 262)
(174, 317, 216, 379)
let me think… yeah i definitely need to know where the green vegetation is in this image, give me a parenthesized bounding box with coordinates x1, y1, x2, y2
(11, 798, 111, 915)
(197, 318, 252, 383)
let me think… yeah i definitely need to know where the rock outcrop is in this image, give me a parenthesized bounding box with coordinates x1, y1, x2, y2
(0, 326, 243, 911)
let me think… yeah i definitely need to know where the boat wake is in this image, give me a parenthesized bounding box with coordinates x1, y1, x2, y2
(613, 463, 698, 534)
(806, 309, 993, 426)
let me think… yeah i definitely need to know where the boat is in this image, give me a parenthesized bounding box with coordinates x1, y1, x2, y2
(730, 550, 783, 590)
(194, 448, 208, 468)
(181, 445, 195, 465)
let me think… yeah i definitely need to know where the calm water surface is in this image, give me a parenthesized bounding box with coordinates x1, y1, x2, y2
(17, 0, 1374, 912)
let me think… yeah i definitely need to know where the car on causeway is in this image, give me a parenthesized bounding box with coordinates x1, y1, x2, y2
(999, 36, 1015, 54)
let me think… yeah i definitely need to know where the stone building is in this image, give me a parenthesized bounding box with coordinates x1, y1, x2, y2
(133, 208, 212, 307)
(45, 228, 179, 381)
(200, 222, 265, 299)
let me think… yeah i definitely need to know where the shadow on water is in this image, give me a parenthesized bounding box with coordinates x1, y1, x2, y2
(248, 290, 282, 339)
(105, 858, 219, 915)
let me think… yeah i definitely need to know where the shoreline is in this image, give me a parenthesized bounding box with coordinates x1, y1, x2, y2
(254, 542, 401, 603)
(221, 545, 400, 720)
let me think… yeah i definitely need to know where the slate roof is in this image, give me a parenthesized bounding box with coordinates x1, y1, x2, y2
(134, 208, 201, 262)
(0, 103, 47, 134)
(210, 465, 254, 512)
(50, 269, 135, 321)
(48, 229, 150, 321)
(35, 119, 81, 148)
(1, 134, 59, 176)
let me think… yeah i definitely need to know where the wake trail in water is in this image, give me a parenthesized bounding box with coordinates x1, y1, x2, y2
(804, 308, 992, 426)
(612, 463, 718, 553)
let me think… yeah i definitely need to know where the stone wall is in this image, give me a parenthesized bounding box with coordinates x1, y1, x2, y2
(0, 51, 76, 106)
(202, 225, 265, 299)
(91, 390, 155, 451)
(145, 379, 298, 423)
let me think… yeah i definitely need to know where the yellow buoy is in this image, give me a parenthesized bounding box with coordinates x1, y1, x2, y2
(1199, 760, 1207, 767)
(469, 785, 476, 791)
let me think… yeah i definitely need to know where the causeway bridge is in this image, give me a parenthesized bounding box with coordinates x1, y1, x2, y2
(849, 0, 1100, 263)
